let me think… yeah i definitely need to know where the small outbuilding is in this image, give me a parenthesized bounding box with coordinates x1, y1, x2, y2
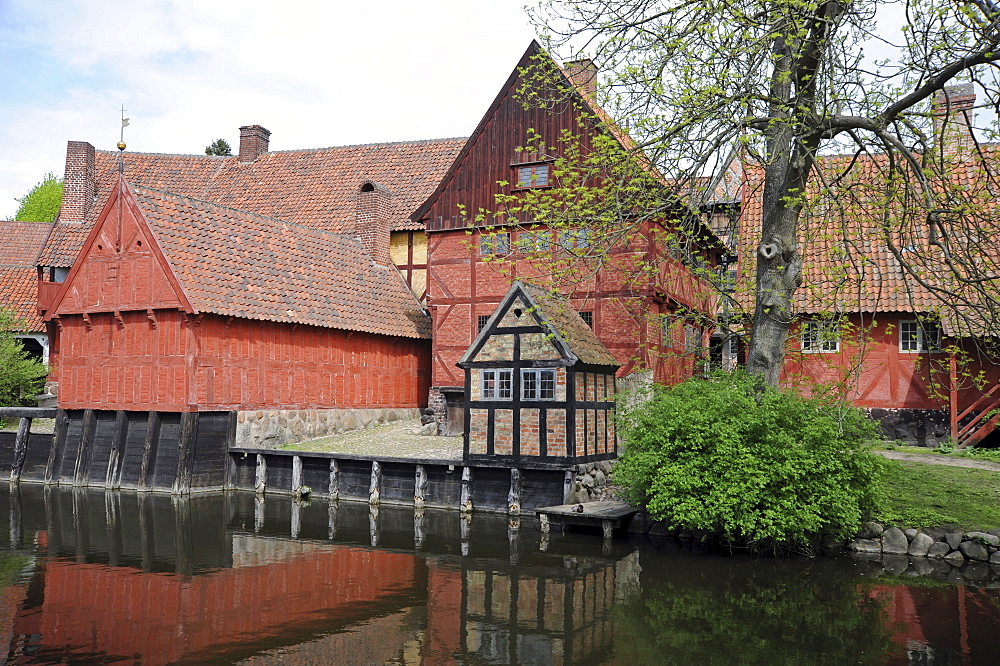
(459, 281, 620, 463)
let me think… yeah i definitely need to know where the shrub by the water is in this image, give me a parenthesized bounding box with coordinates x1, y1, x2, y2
(615, 371, 887, 549)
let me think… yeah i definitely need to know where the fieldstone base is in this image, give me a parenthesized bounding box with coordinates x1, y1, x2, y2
(565, 460, 616, 504)
(867, 408, 950, 447)
(236, 407, 420, 449)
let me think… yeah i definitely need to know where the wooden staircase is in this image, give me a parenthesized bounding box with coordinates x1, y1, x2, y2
(952, 385, 1000, 447)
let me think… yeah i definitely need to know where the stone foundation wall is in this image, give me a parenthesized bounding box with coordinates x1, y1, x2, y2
(867, 408, 950, 447)
(845, 522, 1000, 566)
(236, 407, 420, 449)
(566, 460, 616, 504)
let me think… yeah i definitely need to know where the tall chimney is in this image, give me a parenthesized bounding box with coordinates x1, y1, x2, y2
(932, 83, 976, 157)
(60, 141, 96, 222)
(239, 125, 271, 162)
(355, 181, 392, 266)
(563, 58, 597, 99)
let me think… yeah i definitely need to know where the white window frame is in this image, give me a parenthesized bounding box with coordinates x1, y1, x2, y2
(481, 369, 512, 400)
(900, 320, 942, 353)
(479, 232, 510, 256)
(516, 230, 552, 253)
(514, 163, 551, 188)
(558, 228, 591, 250)
(521, 368, 555, 401)
(801, 321, 840, 353)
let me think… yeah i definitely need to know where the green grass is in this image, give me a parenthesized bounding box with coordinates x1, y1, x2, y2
(874, 460, 1000, 530)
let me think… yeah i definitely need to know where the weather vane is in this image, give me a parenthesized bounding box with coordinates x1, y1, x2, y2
(118, 104, 129, 174)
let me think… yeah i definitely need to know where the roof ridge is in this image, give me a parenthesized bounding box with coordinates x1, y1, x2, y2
(265, 136, 469, 154)
(130, 183, 360, 240)
(96, 136, 469, 159)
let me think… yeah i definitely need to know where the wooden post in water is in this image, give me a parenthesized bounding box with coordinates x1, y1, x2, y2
(138, 411, 161, 492)
(507, 468, 522, 515)
(291, 456, 302, 494)
(106, 410, 128, 489)
(255, 454, 266, 494)
(329, 459, 340, 500)
(369, 461, 382, 506)
(73, 409, 97, 486)
(414, 465, 427, 508)
(10, 417, 30, 483)
(45, 410, 69, 484)
(460, 466, 474, 514)
(173, 412, 198, 495)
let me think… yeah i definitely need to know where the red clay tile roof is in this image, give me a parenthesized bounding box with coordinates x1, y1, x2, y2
(0, 221, 53, 332)
(738, 148, 1000, 332)
(40, 137, 466, 267)
(130, 184, 431, 339)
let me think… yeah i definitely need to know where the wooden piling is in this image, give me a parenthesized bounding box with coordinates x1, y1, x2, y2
(369, 461, 382, 506)
(10, 417, 30, 483)
(508, 468, 522, 515)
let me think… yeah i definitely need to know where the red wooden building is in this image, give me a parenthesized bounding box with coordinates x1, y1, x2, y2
(412, 41, 726, 432)
(728, 84, 1000, 446)
(38, 176, 431, 447)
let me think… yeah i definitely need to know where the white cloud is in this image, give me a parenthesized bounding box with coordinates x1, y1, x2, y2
(0, 0, 537, 218)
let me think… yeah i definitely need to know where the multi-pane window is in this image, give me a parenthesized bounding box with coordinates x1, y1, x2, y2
(516, 230, 552, 253)
(558, 228, 590, 250)
(481, 369, 513, 400)
(477, 315, 491, 333)
(579, 311, 593, 328)
(515, 163, 551, 188)
(684, 324, 702, 354)
(479, 232, 510, 256)
(521, 368, 555, 400)
(801, 321, 840, 353)
(900, 320, 942, 353)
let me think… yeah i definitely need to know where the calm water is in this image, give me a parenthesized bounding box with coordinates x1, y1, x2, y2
(0, 485, 999, 664)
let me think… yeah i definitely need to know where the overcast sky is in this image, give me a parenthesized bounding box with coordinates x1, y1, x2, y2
(0, 0, 538, 219)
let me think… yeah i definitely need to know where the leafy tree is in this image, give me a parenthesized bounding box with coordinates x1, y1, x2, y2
(614, 371, 886, 548)
(14, 172, 62, 222)
(530, 0, 1000, 385)
(205, 139, 232, 156)
(0, 310, 47, 414)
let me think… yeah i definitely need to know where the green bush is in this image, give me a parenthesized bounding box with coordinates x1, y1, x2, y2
(0, 310, 48, 421)
(615, 371, 887, 549)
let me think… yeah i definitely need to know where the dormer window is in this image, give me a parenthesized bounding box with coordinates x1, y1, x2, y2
(514, 163, 551, 189)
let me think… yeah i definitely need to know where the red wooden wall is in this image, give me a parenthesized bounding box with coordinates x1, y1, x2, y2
(782, 313, 1000, 411)
(53, 310, 430, 411)
(425, 228, 711, 387)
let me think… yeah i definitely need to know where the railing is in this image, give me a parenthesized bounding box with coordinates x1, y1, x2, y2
(951, 385, 1000, 447)
(37, 279, 61, 314)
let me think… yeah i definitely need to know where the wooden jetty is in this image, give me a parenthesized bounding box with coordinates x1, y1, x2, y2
(535, 501, 638, 539)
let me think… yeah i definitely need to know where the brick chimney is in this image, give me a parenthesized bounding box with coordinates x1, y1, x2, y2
(60, 141, 96, 222)
(239, 124, 271, 162)
(354, 181, 392, 266)
(563, 58, 597, 99)
(932, 83, 976, 157)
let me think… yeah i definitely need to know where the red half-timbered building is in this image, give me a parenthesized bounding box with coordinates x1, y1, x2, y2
(412, 41, 725, 430)
(38, 177, 430, 446)
(728, 84, 1000, 446)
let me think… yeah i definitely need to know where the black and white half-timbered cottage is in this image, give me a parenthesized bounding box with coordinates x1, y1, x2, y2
(458, 282, 620, 463)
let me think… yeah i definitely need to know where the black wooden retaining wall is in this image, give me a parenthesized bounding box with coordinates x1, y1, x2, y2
(228, 448, 571, 515)
(0, 409, 234, 493)
(1, 408, 579, 511)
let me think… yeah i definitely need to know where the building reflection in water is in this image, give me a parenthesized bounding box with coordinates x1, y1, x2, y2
(0, 485, 638, 664)
(3, 485, 1000, 663)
